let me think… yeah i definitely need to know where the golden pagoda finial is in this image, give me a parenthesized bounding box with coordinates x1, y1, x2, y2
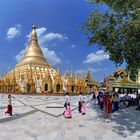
(69, 65, 73, 79)
(32, 24, 36, 29)
(86, 68, 93, 83)
(30, 25, 38, 42)
(73, 73, 78, 83)
(63, 71, 67, 79)
(82, 68, 85, 79)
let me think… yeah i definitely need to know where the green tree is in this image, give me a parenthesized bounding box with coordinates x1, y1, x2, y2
(83, 0, 140, 80)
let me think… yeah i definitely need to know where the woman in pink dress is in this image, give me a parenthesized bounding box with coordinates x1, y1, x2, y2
(81, 103, 86, 115)
(64, 92, 72, 118)
(5, 95, 12, 116)
(81, 98, 89, 115)
(64, 104, 72, 118)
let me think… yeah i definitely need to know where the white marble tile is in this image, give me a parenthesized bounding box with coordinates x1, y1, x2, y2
(0, 94, 139, 140)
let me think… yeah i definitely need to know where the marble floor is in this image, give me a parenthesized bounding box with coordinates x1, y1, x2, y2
(0, 94, 140, 140)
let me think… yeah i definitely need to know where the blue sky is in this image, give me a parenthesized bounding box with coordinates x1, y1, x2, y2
(0, 0, 122, 81)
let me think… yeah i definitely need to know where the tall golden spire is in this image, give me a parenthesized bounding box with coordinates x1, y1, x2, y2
(30, 25, 38, 42)
(56, 65, 61, 81)
(69, 65, 73, 81)
(62, 71, 67, 80)
(85, 68, 93, 83)
(16, 25, 50, 67)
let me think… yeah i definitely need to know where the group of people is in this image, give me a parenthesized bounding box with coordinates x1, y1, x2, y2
(2, 91, 140, 119)
(94, 92, 114, 118)
(93, 91, 140, 118)
(136, 94, 140, 111)
(93, 92, 121, 118)
(63, 92, 87, 119)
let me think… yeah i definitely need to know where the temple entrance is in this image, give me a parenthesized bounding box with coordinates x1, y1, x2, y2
(72, 85, 74, 92)
(26, 83, 30, 93)
(56, 84, 60, 93)
(45, 83, 48, 91)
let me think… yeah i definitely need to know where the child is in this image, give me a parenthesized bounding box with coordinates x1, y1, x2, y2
(64, 103, 72, 118)
(99, 95, 104, 110)
(81, 101, 86, 115)
(81, 98, 88, 115)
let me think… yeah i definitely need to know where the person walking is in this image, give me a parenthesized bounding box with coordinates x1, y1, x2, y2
(5, 95, 12, 116)
(104, 93, 111, 118)
(64, 92, 72, 118)
(78, 92, 83, 113)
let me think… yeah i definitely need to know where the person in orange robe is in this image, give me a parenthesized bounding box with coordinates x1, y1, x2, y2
(107, 95, 111, 114)
(104, 93, 111, 118)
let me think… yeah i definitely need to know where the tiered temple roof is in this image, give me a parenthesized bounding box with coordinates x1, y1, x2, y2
(109, 68, 140, 92)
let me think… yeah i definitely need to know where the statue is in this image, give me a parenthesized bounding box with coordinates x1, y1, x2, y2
(35, 75, 42, 93)
(20, 75, 25, 94)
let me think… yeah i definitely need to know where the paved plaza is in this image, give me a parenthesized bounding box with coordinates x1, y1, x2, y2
(0, 94, 140, 140)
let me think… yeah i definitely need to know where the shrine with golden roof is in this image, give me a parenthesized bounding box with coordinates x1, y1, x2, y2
(107, 68, 140, 94)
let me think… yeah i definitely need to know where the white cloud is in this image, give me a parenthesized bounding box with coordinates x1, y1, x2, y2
(43, 33, 68, 41)
(42, 47, 61, 66)
(83, 50, 109, 64)
(75, 68, 99, 74)
(75, 69, 86, 74)
(90, 68, 108, 73)
(36, 27, 47, 36)
(75, 67, 108, 74)
(7, 24, 21, 39)
(71, 44, 76, 48)
(90, 68, 102, 73)
(15, 49, 25, 62)
(27, 27, 68, 45)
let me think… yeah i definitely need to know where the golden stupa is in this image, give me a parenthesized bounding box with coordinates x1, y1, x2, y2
(1, 25, 57, 93)
(0, 25, 97, 94)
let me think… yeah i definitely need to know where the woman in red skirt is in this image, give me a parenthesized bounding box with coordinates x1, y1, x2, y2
(5, 95, 12, 116)
(104, 93, 111, 118)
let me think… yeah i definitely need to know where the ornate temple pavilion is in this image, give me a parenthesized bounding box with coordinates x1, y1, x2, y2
(108, 68, 140, 94)
(0, 25, 96, 94)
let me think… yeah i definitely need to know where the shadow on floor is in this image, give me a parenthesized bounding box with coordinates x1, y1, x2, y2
(89, 99, 140, 138)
